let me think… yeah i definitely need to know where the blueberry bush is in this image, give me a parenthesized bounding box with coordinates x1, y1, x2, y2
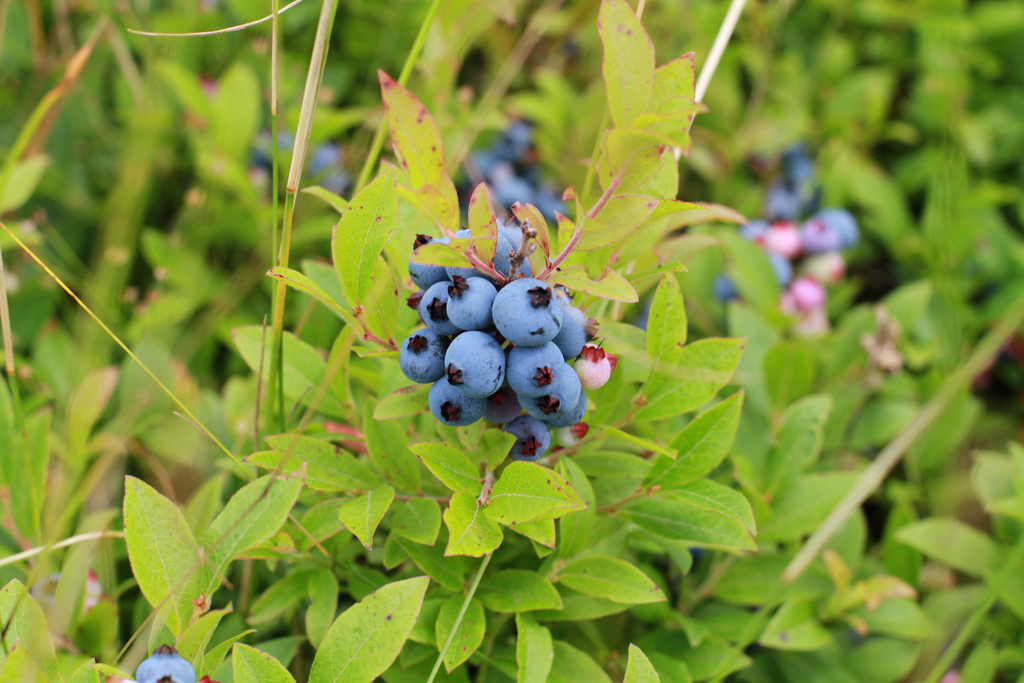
(3, 0, 1024, 682)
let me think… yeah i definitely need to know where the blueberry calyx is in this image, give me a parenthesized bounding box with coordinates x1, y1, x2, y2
(533, 366, 554, 386)
(488, 391, 506, 406)
(447, 275, 469, 298)
(520, 435, 542, 456)
(413, 233, 432, 249)
(406, 291, 424, 310)
(585, 318, 600, 340)
(446, 364, 464, 385)
(426, 298, 448, 321)
(154, 645, 176, 656)
(440, 401, 461, 422)
(537, 395, 560, 414)
(527, 285, 552, 308)
(408, 335, 428, 353)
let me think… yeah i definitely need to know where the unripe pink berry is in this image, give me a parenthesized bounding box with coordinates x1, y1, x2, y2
(794, 306, 829, 337)
(801, 252, 845, 285)
(552, 422, 590, 447)
(763, 221, 802, 259)
(575, 345, 612, 390)
(789, 277, 826, 312)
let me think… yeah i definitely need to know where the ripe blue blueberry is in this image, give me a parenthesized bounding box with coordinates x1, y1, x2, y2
(507, 342, 565, 398)
(503, 415, 551, 461)
(521, 364, 581, 422)
(446, 276, 497, 330)
(491, 164, 537, 210)
(551, 306, 587, 360)
(713, 274, 738, 302)
(429, 378, 487, 426)
(764, 180, 801, 223)
(136, 645, 197, 683)
(399, 329, 449, 383)
(799, 218, 843, 254)
(444, 331, 506, 398)
(767, 250, 793, 286)
(484, 386, 522, 423)
(409, 235, 452, 289)
(816, 208, 859, 248)
(419, 281, 461, 336)
(544, 390, 588, 428)
(492, 278, 563, 346)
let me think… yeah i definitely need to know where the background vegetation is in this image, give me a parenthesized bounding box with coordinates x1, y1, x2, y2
(3, 0, 1024, 681)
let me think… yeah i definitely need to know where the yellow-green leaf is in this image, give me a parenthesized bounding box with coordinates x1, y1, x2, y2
(409, 442, 481, 493)
(308, 576, 429, 683)
(444, 492, 503, 557)
(557, 556, 666, 604)
(332, 166, 399, 308)
(436, 595, 486, 672)
(517, 613, 553, 683)
(598, 0, 655, 127)
(338, 486, 395, 549)
(379, 71, 447, 189)
(484, 461, 585, 526)
(551, 265, 638, 302)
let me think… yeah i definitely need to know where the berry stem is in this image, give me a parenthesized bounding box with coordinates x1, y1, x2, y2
(507, 220, 536, 281)
(476, 470, 495, 506)
(464, 250, 509, 284)
(539, 169, 623, 279)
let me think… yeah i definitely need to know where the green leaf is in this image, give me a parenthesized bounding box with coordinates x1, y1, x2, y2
(643, 390, 744, 489)
(578, 195, 659, 251)
(636, 338, 745, 422)
(306, 569, 340, 648)
(758, 472, 860, 542)
(409, 442, 481, 493)
(551, 265, 638, 302)
(511, 201, 552, 259)
(549, 641, 613, 683)
(468, 183, 499, 262)
(267, 266, 355, 326)
(844, 638, 921, 683)
(620, 497, 756, 550)
(482, 429, 519, 470)
(763, 343, 816, 412)
(598, 0, 654, 127)
(0, 644, 46, 683)
(409, 240, 473, 268)
(600, 128, 677, 187)
(67, 366, 119, 462)
(204, 469, 305, 595)
(477, 570, 564, 612)
(444, 492, 504, 557)
(0, 581, 58, 681)
(719, 232, 781, 313)
(338, 486, 395, 549)
(332, 166, 399, 308)
(66, 660, 101, 683)
(360, 256, 400, 345)
(652, 53, 695, 110)
(646, 274, 687, 379)
(309, 576, 429, 683)
(558, 458, 596, 559)
(177, 606, 233, 673)
(624, 644, 661, 683)
(895, 519, 1003, 577)
(252, 433, 378, 493)
(516, 613, 553, 683)
(511, 517, 556, 548)
(558, 556, 666, 604)
(668, 480, 755, 534)
(484, 461, 585, 526)
(210, 62, 260, 158)
(0, 154, 50, 212)
(123, 476, 206, 635)
(436, 595, 486, 672)
(365, 404, 420, 492)
(233, 326, 348, 416)
(374, 385, 430, 420)
(302, 185, 349, 213)
(379, 71, 447, 189)
(393, 498, 442, 545)
(395, 538, 467, 592)
(233, 643, 296, 683)
(759, 597, 833, 651)
(763, 395, 833, 497)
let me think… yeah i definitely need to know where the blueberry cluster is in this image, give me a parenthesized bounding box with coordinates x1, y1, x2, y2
(715, 145, 860, 336)
(401, 217, 609, 461)
(469, 121, 564, 222)
(135, 645, 197, 683)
